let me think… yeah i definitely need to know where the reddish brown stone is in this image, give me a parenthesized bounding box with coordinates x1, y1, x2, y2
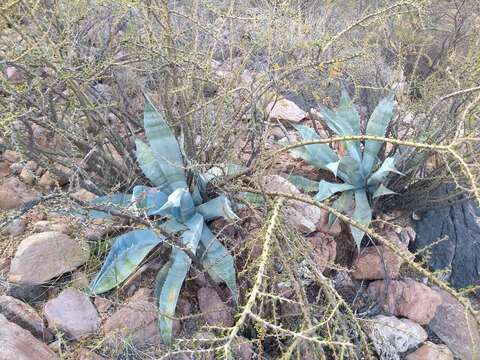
(104, 288, 173, 348)
(352, 245, 403, 280)
(9, 232, 89, 285)
(197, 287, 233, 328)
(406, 342, 453, 360)
(429, 289, 480, 359)
(0, 314, 59, 360)
(307, 235, 336, 272)
(44, 289, 99, 340)
(367, 279, 442, 325)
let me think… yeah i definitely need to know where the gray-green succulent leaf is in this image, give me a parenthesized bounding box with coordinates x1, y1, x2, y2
(350, 190, 372, 247)
(314, 180, 356, 202)
(73, 96, 238, 346)
(196, 195, 239, 221)
(362, 92, 396, 176)
(372, 184, 397, 198)
(132, 185, 169, 216)
(88, 229, 165, 295)
(288, 90, 400, 248)
(286, 175, 319, 193)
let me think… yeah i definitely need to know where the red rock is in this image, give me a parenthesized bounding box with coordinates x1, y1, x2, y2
(0, 190, 23, 209)
(93, 297, 112, 313)
(71, 189, 97, 202)
(0, 314, 59, 360)
(5, 66, 25, 82)
(2, 150, 20, 163)
(316, 208, 342, 236)
(0, 295, 53, 341)
(367, 279, 442, 325)
(0, 177, 37, 210)
(406, 342, 453, 360)
(27, 209, 48, 222)
(44, 289, 99, 340)
(9, 232, 90, 285)
(0, 161, 9, 177)
(38, 171, 58, 190)
(269, 126, 286, 139)
(19, 168, 35, 185)
(429, 289, 480, 359)
(1, 218, 26, 236)
(32, 125, 50, 148)
(104, 288, 165, 348)
(24, 160, 38, 172)
(33, 221, 71, 235)
(352, 245, 403, 280)
(307, 235, 336, 272)
(197, 287, 234, 327)
(265, 99, 306, 123)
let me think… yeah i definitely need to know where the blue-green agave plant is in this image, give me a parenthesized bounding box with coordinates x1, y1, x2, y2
(286, 90, 402, 248)
(77, 97, 238, 344)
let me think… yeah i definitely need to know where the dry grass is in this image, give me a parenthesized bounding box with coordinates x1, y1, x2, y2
(1, 0, 480, 359)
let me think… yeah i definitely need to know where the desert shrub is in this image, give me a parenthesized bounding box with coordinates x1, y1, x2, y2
(1, 1, 479, 359)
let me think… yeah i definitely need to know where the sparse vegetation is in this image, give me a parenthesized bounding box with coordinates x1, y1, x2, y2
(1, 1, 479, 359)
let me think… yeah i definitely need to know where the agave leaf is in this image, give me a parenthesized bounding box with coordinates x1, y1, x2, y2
(143, 96, 187, 191)
(294, 125, 338, 167)
(159, 218, 188, 233)
(159, 188, 195, 222)
(198, 226, 237, 301)
(155, 250, 190, 345)
(89, 229, 164, 294)
(328, 190, 354, 225)
(372, 184, 397, 198)
(350, 190, 372, 249)
(319, 90, 362, 163)
(367, 157, 403, 187)
(337, 89, 361, 136)
(135, 140, 172, 193)
(191, 179, 204, 206)
(325, 160, 340, 177)
(335, 156, 363, 187)
(314, 180, 356, 202)
(74, 193, 132, 219)
(362, 92, 395, 175)
(286, 143, 327, 169)
(183, 213, 205, 251)
(132, 185, 169, 216)
(286, 174, 319, 193)
(155, 214, 203, 344)
(196, 195, 239, 221)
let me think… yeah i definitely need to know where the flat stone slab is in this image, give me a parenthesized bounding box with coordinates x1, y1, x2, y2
(44, 289, 99, 340)
(9, 231, 89, 285)
(0, 295, 53, 342)
(0, 314, 59, 360)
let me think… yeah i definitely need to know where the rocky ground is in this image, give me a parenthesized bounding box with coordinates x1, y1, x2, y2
(1, 95, 479, 360)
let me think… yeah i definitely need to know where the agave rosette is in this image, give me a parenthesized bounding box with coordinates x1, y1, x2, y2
(77, 97, 238, 344)
(286, 90, 402, 247)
